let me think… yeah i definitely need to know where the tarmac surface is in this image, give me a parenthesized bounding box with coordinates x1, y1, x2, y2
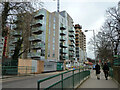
(79, 70, 119, 88)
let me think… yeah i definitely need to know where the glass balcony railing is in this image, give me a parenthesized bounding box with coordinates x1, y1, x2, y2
(60, 37, 65, 41)
(69, 48, 74, 51)
(69, 37, 75, 42)
(9, 46, 15, 51)
(12, 38, 18, 43)
(12, 31, 22, 36)
(60, 49, 68, 54)
(29, 52, 41, 58)
(29, 35, 42, 42)
(32, 19, 43, 25)
(31, 43, 44, 49)
(69, 33, 74, 37)
(60, 31, 66, 36)
(32, 27, 43, 34)
(60, 27, 66, 30)
(60, 43, 67, 48)
(69, 52, 74, 56)
(69, 29, 74, 32)
(34, 12, 44, 19)
(60, 55, 68, 60)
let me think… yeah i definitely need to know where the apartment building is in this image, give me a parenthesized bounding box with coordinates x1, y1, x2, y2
(74, 24, 86, 64)
(28, 9, 75, 70)
(8, 8, 76, 70)
(29, 9, 45, 60)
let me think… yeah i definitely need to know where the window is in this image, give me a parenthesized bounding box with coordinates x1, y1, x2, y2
(53, 23, 55, 29)
(48, 50, 50, 57)
(52, 50, 55, 58)
(53, 30, 55, 36)
(53, 17, 56, 22)
(53, 44, 55, 50)
(53, 37, 55, 43)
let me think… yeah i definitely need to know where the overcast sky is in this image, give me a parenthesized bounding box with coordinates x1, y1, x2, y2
(41, 0, 119, 59)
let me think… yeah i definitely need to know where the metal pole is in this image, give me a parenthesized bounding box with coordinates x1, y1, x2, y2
(93, 30, 96, 63)
(57, 0, 59, 12)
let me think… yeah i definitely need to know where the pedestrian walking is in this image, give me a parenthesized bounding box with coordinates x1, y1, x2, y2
(103, 62, 109, 80)
(95, 62, 101, 80)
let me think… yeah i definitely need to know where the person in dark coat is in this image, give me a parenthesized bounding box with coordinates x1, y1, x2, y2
(103, 62, 109, 80)
(95, 62, 101, 80)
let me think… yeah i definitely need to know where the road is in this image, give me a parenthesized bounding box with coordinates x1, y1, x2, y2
(2, 69, 80, 89)
(2, 71, 62, 88)
(2, 69, 84, 89)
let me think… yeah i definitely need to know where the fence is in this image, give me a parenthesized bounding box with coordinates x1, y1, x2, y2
(109, 66, 120, 87)
(113, 58, 120, 66)
(37, 68, 90, 90)
(1, 66, 35, 76)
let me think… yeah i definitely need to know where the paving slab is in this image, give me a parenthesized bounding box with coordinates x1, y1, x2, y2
(79, 70, 119, 88)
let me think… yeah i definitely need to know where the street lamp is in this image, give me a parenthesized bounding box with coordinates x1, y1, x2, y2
(85, 29, 96, 63)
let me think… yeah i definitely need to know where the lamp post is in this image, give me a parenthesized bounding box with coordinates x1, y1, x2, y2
(85, 29, 96, 64)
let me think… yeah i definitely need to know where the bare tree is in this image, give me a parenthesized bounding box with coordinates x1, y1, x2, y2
(104, 6, 120, 55)
(89, 5, 120, 63)
(0, 2, 43, 60)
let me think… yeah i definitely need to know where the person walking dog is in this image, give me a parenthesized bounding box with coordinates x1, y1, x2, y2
(103, 62, 109, 80)
(95, 62, 101, 80)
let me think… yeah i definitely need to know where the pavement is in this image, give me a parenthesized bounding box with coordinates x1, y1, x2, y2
(79, 70, 119, 88)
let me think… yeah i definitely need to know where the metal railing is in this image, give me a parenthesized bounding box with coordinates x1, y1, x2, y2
(37, 68, 90, 90)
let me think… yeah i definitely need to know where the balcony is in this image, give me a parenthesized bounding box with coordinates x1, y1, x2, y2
(75, 37, 79, 40)
(69, 29, 74, 32)
(75, 33, 79, 36)
(75, 29, 80, 33)
(60, 37, 65, 41)
(12, 38, 19, 43)
(69, 48, 74, 51)
(60, 55, 68, 60)
(12, 31, 22, 37)
(60, 27, 66, 30)
(32, 27, 43, 34)
(75, 42, 79, 45)
(76, 40, 79, 43)
(69, 43, 75, 47)
(34, 14, 44, 19)
(9, 46, 15, 51)
(69, 57, 75, 61)
(60, 49, 67, 54)
(31, 19, 43, 27)
(69, 52, 74, 56)
(60, 32, 66, 36)
(31, 43, 44, 49)
(29, 52, 41, 58)
(69, 33, 74, 37)
(69, 38, 74, 43)
(60, 43, 67, 48)
(29, 35, 42, 42)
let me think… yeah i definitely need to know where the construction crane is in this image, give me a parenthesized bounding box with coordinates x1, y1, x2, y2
(53, 0, 60, 12)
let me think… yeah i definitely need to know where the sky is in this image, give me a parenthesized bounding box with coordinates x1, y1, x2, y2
(40, 0, 119, 59)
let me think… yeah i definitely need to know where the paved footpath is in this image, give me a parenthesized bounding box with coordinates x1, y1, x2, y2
(79, 70, 119, 88)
